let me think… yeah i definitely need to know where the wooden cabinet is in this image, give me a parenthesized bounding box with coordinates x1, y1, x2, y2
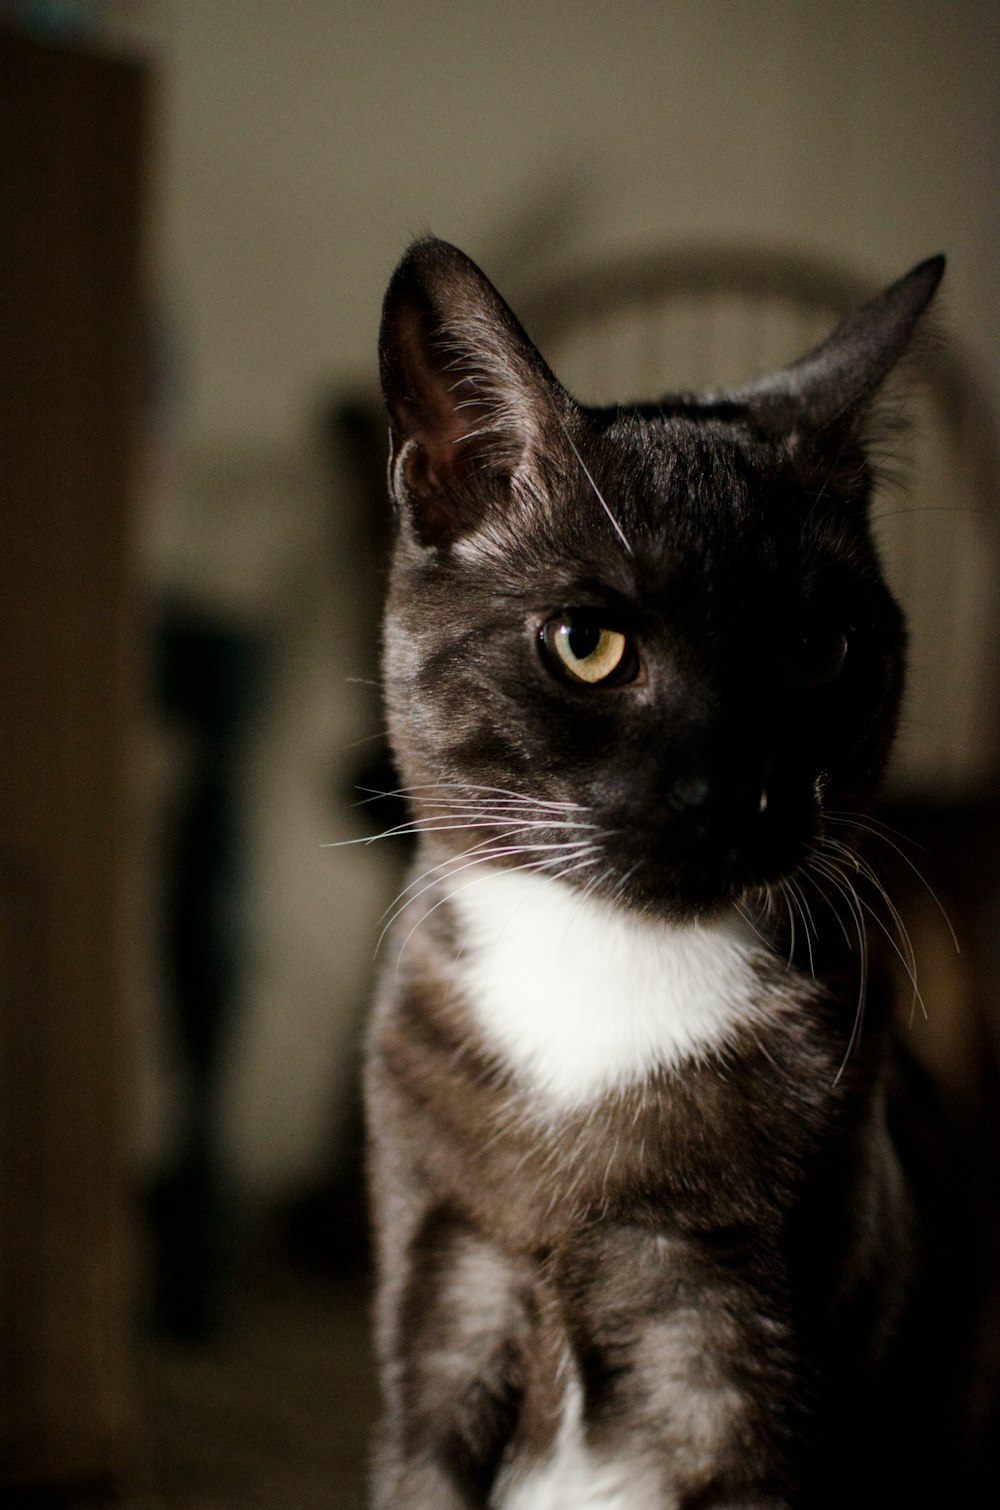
(0, 26, 147, 1494)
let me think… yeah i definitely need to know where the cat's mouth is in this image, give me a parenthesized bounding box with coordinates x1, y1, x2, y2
(622, 852, 800, 919)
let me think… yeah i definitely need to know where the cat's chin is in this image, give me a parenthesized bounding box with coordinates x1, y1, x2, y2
(578, 865, 784, 930)
(576, 828, 812, 925)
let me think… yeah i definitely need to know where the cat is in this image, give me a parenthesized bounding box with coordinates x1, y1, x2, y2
(363, 236, 988, 1508)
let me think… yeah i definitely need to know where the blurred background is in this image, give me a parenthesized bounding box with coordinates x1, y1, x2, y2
(2, 1, 998, 1505)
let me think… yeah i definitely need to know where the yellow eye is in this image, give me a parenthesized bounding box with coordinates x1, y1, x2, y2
(540, 612, 638, 686)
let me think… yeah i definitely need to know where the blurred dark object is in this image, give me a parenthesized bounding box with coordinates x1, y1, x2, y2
(323, 393, 409, 844)
(877, 796, 1000, 1098)
(876, 791, 1000, 1497)
(274, 396, 407, 1281)
(280, 1102, 372, 1279)
(147, 602, 268, 1342)
(0, 27, 147, 1499)
(1, 0, 105, 42)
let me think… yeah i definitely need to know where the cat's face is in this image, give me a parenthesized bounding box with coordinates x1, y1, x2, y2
(379, 241, 939, 921)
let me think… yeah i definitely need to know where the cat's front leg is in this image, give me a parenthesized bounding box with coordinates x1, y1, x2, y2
(552, 1225, 802, 1510)
(372, 1202, 532, 1509)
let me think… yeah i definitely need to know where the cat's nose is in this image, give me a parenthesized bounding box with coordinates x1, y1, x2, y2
(669, 777, 712, 813)
(667, 776, 718, 839)
(668, 775, 767, 833)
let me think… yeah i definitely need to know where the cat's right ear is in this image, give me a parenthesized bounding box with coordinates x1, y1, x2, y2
(379, 238, 566, 546)
(737, 255, 945, 434)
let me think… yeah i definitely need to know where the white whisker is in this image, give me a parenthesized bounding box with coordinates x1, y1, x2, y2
(801, 853, 869, 1084)
(379, 833, 596, 942)
(825, 812, 958, 954)
(553, 412, 633, 555)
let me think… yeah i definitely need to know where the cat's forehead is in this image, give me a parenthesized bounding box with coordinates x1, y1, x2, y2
(434, 410, 865, 603)
(542, 411, 840, 575)
(446, 479, 848, 624)
(595, 410, 789, 514)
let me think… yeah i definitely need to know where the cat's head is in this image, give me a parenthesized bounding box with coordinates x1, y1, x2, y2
(378, 238, 943, 921)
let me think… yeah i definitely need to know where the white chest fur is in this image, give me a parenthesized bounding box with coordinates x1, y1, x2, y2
(445, 867, 772, 1112)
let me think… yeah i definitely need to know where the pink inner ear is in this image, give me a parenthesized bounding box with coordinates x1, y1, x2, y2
(394, 306, 493, 493)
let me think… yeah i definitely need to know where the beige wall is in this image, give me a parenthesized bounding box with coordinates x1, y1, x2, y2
(144, 0, 1000, 1190)
(161, 0, 999, 452)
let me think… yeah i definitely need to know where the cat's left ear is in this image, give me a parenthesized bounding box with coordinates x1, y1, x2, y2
(379, 237, 569, 546)
(738, 255, 945, 433)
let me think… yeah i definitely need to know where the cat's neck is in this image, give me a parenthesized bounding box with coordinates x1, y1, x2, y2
(442, 865, 804, 1114)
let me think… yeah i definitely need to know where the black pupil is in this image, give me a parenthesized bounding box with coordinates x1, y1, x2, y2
(567, 620, 601, 659)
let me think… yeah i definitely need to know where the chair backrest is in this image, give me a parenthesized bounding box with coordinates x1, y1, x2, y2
(519, 245, 1000, 801)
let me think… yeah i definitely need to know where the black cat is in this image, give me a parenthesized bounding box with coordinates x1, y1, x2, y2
(364, 237, 988, 1507)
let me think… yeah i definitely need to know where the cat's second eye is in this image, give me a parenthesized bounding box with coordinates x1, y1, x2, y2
(791, 626, 850, 688)
(540, 610, 640, 687)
